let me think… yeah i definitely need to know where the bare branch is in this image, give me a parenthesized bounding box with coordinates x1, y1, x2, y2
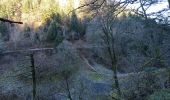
(68, 0, 103, 15)
(0, 18, 23, 24)
(68, 0, 137, 15)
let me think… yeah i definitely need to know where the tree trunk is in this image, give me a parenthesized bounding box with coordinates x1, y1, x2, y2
(107, 45, 121, 99)
(30, 54, 36, 100)
(65, 76, 72, 100)
(168, 0, 170, 9)
(113, 65, 121, 99)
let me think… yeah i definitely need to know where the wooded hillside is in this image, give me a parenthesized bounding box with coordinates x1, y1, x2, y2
(0, 0, 170, 100)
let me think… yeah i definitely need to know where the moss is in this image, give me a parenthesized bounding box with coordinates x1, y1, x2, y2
(88, 72, 104, 81)
(110, 92, 119, 99)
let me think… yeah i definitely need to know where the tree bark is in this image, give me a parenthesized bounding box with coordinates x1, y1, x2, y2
(108, 46, 121, 100)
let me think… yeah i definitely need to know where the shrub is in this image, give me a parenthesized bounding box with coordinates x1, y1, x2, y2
(55, 41, 82, 78)
(54, 34, 64, 46)
(136, 72, 161, 99)
(130, 41, 149, 56)
(148, 89, 170, 100)
(53, 41, 83, 99)
(0, 42, 3, 53)
(0, 34, 4, 53)
(23, 24, 31, 38)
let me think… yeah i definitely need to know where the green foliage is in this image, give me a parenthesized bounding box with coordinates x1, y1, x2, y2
(43, 12, 65, 45)
(69, 11, 87, 39)
(47, 22, 58, 41)
(148, 89, 170, 100)
(46, 20, 63, 45)
(89, 72, 104, 81)
(70, 11, 79, 32)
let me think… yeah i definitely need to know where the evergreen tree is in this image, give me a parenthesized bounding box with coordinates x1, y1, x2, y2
(46, 20, 63, 45)
(70, 11, 79, 33)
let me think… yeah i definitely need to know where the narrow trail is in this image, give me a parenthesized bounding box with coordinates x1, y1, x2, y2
(80, 54, 167, 78)
(80, 55, 98, 72)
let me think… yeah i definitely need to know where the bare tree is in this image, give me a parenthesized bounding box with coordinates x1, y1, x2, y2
(94, 1, 129, 99)
(71, 0, 131, 99)
(55, 41, 82, 100)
